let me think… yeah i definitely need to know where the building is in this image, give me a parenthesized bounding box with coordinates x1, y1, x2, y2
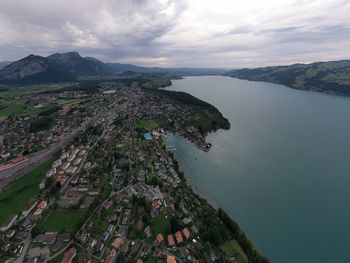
(167, 255, 176, 263)
(175, 231, 183, 244)
(143, 132, 152, 140)
(156, 233, 164, 243)
(112, 237, 124, 248)
(33, 232, 57, 245)
(37, 200, 47, 210)
(88, 188, 101, 196)
(182, 228, 191, 240)
(167, 234, 175, 247)
(61, 247, 77, 263)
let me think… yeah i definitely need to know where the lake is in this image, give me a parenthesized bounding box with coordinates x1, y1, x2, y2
(164, 76, 350, 263)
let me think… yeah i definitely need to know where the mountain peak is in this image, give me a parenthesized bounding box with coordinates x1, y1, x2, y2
(47, 51, 82, 60)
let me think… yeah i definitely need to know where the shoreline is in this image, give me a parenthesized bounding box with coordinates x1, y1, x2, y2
(163, 132, 268, 263)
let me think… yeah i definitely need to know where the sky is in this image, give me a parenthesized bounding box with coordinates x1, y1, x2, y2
(0, 0, 349, 68)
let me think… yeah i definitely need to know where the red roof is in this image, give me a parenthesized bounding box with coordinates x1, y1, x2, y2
(167, 234, 175, 246)
(112, 237, 123, 248)
(167, 255, 176, 263)
(38, 200, 47, 209)
(175, 231, 183, 244)
(182, 228, 191, 240)
(156, 233, 164, 243)
(61, 247, 76, 263)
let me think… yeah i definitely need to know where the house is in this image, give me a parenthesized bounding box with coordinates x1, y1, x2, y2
(101, 231, 110, 242)
(143, 132, 152, 140)
(88, 188, 101, 196)
(117, 226, 127, 237)
(95, 241, 104, 253)
(33, 232, 57, 245)
(182, 228, 191, 240)
(179, 247, 189, 258)
(167, 234, 175, 247)
(167, 255, 176, 263)
(104, 248, 117, 263)
(121, 242, 129, 255)
(175, 231, 183, 244)
(156, 233, 164, 243)
(78, 252, 91, 263)
(144, 226, 151, 238)
(52, 159, 62, 168)
(58, 233, 70, 242)
(154, 247, 161, 257)
(107, 224, 116, 234)
(112, 237, 124, 248)
(37, 200, 47, 210)
(61, 247, 76, 263)
(6, 229, 16, 238)
(1, 242, 10, 252)
(152, 131, 161, 138)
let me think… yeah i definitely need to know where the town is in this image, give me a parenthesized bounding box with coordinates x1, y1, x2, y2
(0, 79, 266, 263)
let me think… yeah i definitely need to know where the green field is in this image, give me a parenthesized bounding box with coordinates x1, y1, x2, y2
(0, 157, 56, 225)
(135, 118, 168, 131)
(38, 209, 84, 233)
(0, 100, 26, 118)
(221, 239, 248, 263)
(150, 215, 170, 238)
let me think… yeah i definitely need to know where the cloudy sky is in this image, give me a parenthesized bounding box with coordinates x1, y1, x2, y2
(0, 0, 349, 67)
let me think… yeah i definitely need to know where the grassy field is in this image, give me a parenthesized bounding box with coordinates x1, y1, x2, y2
(221, 239, 248, 263)
(135, 118, 168, 131)
(38, 209, 84, 233)
(0, 100, 26, 118)
(0, 156, 57, 225)
(150, 215, 170, 238)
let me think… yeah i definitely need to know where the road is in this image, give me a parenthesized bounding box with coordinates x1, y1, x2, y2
(0, 114, 101, 191)
(14, 233, 31, 263)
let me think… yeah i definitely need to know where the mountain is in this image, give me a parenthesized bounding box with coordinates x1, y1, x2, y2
(226, 60, 350, 96)
(0, 52, 111, 84)
(0, 51, 230, 85)
(107, 63, 228, 75)
(0, 54, 74, 84)
(0, 61, 12, 70)
(48, 52, 111, 75)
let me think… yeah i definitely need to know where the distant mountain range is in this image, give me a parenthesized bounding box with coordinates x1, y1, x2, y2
(0, 52, 228, 85)
(3, 52, 350, 96)
(227, 60, 350, 96)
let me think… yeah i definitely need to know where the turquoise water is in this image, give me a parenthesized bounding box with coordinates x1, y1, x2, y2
(164, 76, 350, 263)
